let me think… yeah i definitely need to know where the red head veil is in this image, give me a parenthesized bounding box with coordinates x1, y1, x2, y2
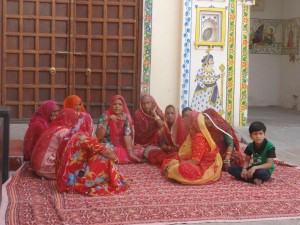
(106, 95, 133, 146)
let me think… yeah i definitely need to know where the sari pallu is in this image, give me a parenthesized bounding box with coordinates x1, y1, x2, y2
(147, 110, 188, 165)
(203, 108, 245, 169)
(63, 95, 86, 112)
(23, 100, 58, 161)
(57, 115, 131, 196)
(134, 94, 164, 146)
(162, 112, 222, 185)
(99, 95, 144, 164)
(30, 109, 79, 179)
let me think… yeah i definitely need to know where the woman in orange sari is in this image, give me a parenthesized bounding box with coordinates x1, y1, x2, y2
(96, 95, 144, 163)
(162, 110, 222, 185)
(134, 94, 164, 159)
(146, 105, 188, 165)
(63, 95, 86, 112)
(56, 112, 131, 196)
(30, 108, 79, 179)
(203, 108, 245, 171)
(23, 100, 60, 161)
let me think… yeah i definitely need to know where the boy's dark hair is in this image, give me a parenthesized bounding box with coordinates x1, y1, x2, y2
(249, 121, 266, 134)
(182, 107, 192, 116)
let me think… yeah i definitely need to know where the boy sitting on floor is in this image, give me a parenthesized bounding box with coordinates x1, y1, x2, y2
(227, 121, 276, 185)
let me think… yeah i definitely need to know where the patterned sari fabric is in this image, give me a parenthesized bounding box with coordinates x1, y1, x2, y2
(63, 95, 86, 112)
(98, 95, 144, 164)
(23, 100, 58, 161)
(203, 108, 245, 169)
(148, 107, 188, 165)
(162, 111, 222, 185)
(57, 112, 131, 196)
(30, 109, 79, 179)
(134, 94, 164, 146)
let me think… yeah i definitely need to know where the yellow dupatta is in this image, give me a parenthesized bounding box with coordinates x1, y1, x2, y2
(166, 113, 223, 184)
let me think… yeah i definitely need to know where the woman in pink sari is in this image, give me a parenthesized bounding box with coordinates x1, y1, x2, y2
(203, 108, 245, 171)
(96, 95, 144, 164)
(146, 105, 188, 165)
(134, 94, 164, 159)
(23, 100, 60, 161)
(57, 112, 131, 196)
(63, 95, 86, 112)
(30, 108, 79, 179)
(162, 110, 222, 185)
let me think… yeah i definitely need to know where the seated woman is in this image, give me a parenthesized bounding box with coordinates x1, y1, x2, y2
(162, 110, 222, 185)
(30, 108, 79, 179)
(203, 108, 245, 171)
(56, 112, 131, 196)
(63, 95, 86, 112)
(95, 95, 143, 164)
(146, 105, 188, 165)
(134, 94, 164, 158)
(23, 100, 60, 161)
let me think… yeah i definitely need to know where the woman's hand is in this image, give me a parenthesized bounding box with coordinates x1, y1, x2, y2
(109, 114, 121, 122)
(127, 149, 143, 163)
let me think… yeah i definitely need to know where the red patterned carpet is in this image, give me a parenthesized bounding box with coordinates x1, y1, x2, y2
(3, 161, 300, 225)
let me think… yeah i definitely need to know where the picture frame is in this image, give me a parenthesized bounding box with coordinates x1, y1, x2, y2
(195, 8, 226, 48)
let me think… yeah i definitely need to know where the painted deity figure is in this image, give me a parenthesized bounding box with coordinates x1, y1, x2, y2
(191, 51, 224, 115)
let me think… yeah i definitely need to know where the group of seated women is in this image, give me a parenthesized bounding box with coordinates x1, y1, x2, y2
(23, 93, 245, 196)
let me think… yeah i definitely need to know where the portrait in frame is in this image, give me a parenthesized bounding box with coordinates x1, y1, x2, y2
(195, 8, 226, 48)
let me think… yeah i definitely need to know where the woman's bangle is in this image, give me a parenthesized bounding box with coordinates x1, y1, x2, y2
(223, 159, 230, 164)
(113, 158, 119, 164)
(226, 151, 232, 155)
(97, 124, 107, 129)
(127, 148, 133, 153)
(155, 115, 160, 121)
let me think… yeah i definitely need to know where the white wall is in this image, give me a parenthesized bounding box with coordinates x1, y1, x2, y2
(149, 0, 182, 110)
(280, 0, 300, 109)
(248, 0, 282, 106)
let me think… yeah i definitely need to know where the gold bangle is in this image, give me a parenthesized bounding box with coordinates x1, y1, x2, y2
(226, 151, 232, 155)
(155, 115, 160, 121)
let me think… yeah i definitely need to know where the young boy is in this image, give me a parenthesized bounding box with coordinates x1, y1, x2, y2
(227, 121, 276, 185)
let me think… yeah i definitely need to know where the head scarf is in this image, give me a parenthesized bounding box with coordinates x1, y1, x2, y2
(163, 105, 188, 146)
(186, 110, 216, 152)
(134, 94, 164, 145)
(30, 108, 79, 170)
(63, 95, 86, 112)
(106, 95, 133, 146)
(23, 100, 59, 160)
(203, 108, 240, 152)
(140, 93, 164, 118)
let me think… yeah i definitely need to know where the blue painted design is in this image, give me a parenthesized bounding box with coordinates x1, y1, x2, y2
(180, 0, 193, 110)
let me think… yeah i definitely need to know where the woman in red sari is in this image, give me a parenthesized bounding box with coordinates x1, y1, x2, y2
(30, 108, 79, 179)
(63, 95, 86, 112)
(162, 110, 222, 185)
(203, 108, 245, 171)
(96, 95, 144, 163)
(146, 105, 188, 165)
(134, 94, 164, 159)
(23, 100, 60, 161)
(57, 112, 131, 196)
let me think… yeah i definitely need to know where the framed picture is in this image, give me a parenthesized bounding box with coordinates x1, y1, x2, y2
(195, 8, 226, 48)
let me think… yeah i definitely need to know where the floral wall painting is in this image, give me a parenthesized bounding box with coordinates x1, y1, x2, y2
(190, 50, 225, 115)
(249, 18, 299, 57)
(195, 7, 226, 48)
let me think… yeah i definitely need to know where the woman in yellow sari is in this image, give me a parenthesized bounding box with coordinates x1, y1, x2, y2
(162, 110, 222, 185)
